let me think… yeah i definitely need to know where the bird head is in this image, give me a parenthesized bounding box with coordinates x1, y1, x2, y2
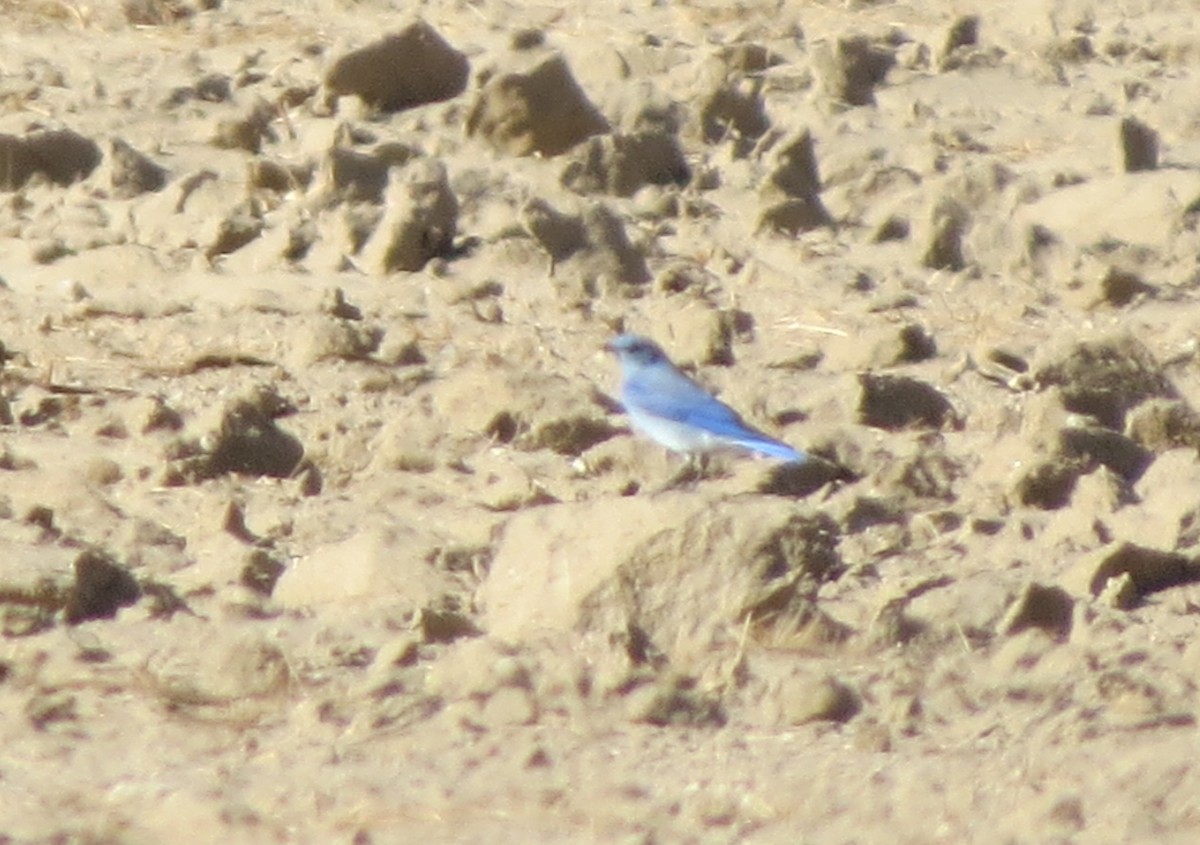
(604, 334, 668, 369)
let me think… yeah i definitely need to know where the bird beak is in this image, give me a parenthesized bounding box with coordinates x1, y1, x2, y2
(603, 340, 616, 354)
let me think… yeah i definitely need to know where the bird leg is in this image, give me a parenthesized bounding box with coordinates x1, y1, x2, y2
(659, 453, 721, 491)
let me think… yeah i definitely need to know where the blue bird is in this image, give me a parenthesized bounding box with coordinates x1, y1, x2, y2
(606, 334, 806, 464)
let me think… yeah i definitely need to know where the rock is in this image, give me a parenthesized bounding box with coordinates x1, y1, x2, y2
(1118, 117, 1158, 172)
(360, 159, 458, 274)
(561, 131, 690, 197)
(999, 582, 1073, 638)
(466, 54, 608, 157)
(813, 35, 895, 108)
(63, 549, 141, 624)
(273, 522, 458, 608)
(109, 138, 167, 197)
(857, 374, 958, 430)
(324, 21, 469, 112)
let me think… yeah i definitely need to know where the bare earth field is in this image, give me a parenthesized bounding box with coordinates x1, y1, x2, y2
(3, 0, 1200, 842)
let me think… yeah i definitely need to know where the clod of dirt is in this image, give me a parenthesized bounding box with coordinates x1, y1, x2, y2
(761, 129, 822, 201)
(867, 323, 938, 366)
(466, 54, 609, 157)
(858, 374, 958, 430)
(288, 315, 382, 366)
(719, 42, 784, 74)
(360, 159, 457, 273)
(1119, 117, 1158, 173)
(519, 197, 587, 264)
(204, 200, 264, 259)
(1123, 398, 1200, 451)
(109, 138, 167, 198)
(622, 675, 726, 727)
(0, 128, 101, 190)
(273, 523, 460, 608)
(521, 415, 621, 456)
(310, 144, 420, 206)
(1110, 450, 1200, 552)
(1013, 458, 1083, 510)
(757, 458, 845, 498)
(938, 15, 980, 69)
(481, 497, 842, 670)
(1059, 422, 1152, 482)
(1097, 266, 1155, 307)
(999, 582, 1073, 639)
(211, 99, 276, 154)
(182, 386, 304, 480)
(813, 34, 896, 108)
(249, 158, 314, 194)
(919, 198, 968, 270)
(147, 624, 290, 717)
(757, 196, 834, 236)
(123, 0, 215, 25)
(699, 80, 769, 153)
(1069, 542, 1200, 608)
(63, 549, 141, 624)
(1036, 336, 1177, 429)
(770, 670, 860, 725)
(561, 131, 690, 197)
(324, 21, 469, 112)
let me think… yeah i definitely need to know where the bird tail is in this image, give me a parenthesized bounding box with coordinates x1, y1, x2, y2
(735, 435, 807, 463)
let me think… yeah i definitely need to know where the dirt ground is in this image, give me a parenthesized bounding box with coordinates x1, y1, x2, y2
(3, 0, 1200, 842)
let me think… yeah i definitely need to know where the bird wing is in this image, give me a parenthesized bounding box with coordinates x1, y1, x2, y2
(624, 362, 805, 462)
(623, 364, 744, 429)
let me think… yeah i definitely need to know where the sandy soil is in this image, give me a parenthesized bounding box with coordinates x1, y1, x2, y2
(3, 0, 1200, 842)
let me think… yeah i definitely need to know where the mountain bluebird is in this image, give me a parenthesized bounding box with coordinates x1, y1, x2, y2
(606, 334, 806, 463)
